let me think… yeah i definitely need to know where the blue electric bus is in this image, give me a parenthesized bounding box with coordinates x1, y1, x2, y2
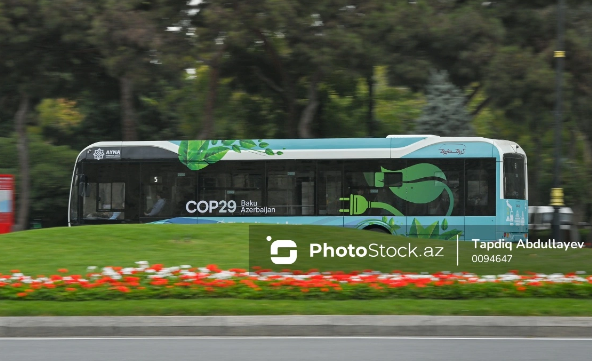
(68, 135, 528, 241)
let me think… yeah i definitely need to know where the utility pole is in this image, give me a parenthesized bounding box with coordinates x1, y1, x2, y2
(551, 0, 566, 242)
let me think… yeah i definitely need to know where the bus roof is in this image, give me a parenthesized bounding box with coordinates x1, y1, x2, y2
(76, 136, 526, 163)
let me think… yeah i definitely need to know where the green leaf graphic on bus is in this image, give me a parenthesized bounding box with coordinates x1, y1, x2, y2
(408, 218, 462, 240)
(178, 140, 285, 170)
(386, 164, 446, 203)
(409, 219, 440, 239)
(345, 163, 455, 217)
(202, 146, 230, 164)
(178, 140, 209, 170)
(239, 140, 257, 149)
(385, 163, 454, 217)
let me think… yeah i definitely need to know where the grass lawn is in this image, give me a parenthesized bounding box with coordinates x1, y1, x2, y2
(0, 224, 590, 317)
(0, 224, 589, 275)
(1, 299, 592, 317)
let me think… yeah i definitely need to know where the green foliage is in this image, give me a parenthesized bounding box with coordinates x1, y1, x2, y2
(36, 98, 85, 144)
(0, 134, 78, 227)
(2, 276, 592, 301)
(413, 70, 475, 136)
(2, 0, 592, 225)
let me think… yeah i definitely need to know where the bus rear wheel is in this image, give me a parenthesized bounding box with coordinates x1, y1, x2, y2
(364, 226, 390, 234)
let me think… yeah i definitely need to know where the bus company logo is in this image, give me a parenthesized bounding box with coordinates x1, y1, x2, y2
(267, 236, 297, 265)
(93, 148, 105, 160)
(439, 144, 466, 156)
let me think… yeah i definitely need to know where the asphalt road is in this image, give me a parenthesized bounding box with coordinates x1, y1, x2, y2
(1, 337, 591, 361)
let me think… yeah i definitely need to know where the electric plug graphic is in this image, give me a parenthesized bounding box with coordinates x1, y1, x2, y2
(339, 194, 403, 216)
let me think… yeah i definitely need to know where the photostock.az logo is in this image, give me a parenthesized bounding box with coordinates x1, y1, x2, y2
(267, 236, 297, 265)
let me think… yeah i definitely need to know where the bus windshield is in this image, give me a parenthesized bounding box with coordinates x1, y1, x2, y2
(503, 154, 526, 200)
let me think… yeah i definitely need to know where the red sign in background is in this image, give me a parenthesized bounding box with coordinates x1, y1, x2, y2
(0, 175, 14, 234)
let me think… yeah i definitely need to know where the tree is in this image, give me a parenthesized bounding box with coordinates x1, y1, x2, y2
(88, 0, 189, 141)
(412, 70, 475, 137)
(0, 135, 78, 228)
(0, 0, 76, 230)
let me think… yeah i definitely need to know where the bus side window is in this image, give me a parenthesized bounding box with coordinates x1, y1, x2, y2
(465, 159, 496, 216)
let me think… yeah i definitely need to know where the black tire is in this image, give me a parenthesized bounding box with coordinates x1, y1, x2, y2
(365, 226, 390, 234)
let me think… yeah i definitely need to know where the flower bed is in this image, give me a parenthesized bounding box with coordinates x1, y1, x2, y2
(1, 262, 591, 301)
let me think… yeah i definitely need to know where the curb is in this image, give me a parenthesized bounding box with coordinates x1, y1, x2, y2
(1, 316, 592, 337)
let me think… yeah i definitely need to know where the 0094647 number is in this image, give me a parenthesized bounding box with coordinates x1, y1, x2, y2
(471, 254, 512, 263)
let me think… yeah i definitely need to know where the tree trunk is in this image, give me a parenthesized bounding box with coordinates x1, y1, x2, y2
(120, 75, 138, 141)
(366, 68, 375, 137)
(254, 29, 297, 137)
(13, 93, 30, 232)
(197, 45, 226, 139)
(298, 72, 321, 139)
(197, 65, 220, 139)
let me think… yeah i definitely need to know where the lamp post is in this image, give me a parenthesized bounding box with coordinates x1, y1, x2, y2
(551, 0, 566, 243)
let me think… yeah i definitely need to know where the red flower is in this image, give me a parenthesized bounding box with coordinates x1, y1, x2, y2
(58, 268, 69, 273)
(10, 269, 20, 274)
(66, 287, 77, 292)
(517, 286, 526, 291)
(116, 286, 130, 293)
(206, 264, 221, 272)
(16, 292, 28, 297)
(320, 288, 329, 292)
(150, 279, 168, 286)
